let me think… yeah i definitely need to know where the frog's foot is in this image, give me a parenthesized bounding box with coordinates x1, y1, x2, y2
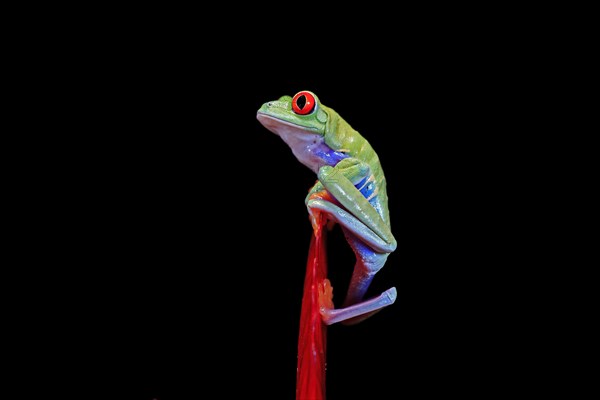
(320, 287, 397, 326)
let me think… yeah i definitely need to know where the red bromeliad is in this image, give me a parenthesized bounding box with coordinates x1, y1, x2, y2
(296, 211, 328, 400)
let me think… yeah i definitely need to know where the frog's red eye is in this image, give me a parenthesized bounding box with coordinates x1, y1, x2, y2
(292, 91, 316, 115)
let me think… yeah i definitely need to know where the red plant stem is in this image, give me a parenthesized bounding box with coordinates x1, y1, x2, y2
(296, 215, 328, 400)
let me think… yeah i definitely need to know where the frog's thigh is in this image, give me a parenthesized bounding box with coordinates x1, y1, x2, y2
(306, 198, 395, 254)
(316, 166, 396, 250)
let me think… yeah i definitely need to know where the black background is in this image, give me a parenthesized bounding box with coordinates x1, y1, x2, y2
(27, 20, 555, 399)
(107, 70, 421, 399)
(84, 65, 496, 399)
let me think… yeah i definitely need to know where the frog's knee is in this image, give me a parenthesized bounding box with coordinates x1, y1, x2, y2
(318, 165, 338, 183)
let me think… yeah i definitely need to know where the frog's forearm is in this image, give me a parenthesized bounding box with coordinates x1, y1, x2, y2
(317, 165, 396, 249)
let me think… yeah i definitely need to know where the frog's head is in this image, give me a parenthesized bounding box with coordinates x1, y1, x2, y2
(257, 90, 328, 135)
(257, 90, 330, 171)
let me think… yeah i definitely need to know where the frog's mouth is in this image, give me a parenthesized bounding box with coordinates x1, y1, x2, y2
(256, 112, 320, 136)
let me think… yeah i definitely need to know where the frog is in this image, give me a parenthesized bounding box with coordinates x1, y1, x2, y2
(256, 90, 397, 325)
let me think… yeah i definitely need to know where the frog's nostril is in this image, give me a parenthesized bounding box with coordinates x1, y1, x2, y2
(267, 102, 273, 107)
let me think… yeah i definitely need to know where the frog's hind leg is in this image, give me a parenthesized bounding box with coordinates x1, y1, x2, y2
(307, 195, 397, 326)
(319, 228, 396, 326)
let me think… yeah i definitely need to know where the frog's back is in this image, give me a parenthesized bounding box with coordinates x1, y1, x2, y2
(323, 106, 391, 227)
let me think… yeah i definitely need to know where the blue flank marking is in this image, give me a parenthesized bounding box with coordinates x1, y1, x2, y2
(315, 149, 349, 166)
(355, 176, 368, 192)
(357, 176, 379, 207)
(358, 178, 376, 200)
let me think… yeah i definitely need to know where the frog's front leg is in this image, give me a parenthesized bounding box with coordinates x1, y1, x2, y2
(306, 159, 397, 325)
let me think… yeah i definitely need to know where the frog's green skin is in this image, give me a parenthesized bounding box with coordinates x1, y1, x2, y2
(257, 91, 397, 325)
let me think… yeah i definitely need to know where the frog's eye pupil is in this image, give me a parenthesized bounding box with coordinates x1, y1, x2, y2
(292, 91, 316, 115)
(297, 96, 306, 109)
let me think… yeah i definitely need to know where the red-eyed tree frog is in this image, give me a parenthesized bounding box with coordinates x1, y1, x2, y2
(256, 90, 397, 326)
